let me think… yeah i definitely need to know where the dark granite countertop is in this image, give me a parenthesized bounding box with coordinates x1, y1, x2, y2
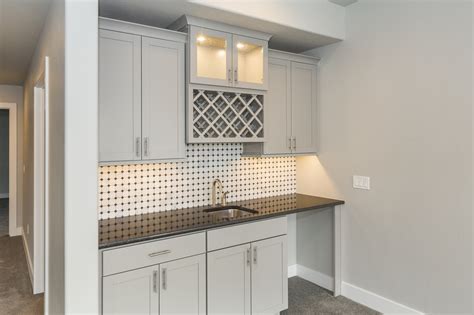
(99, 193, 344, 249)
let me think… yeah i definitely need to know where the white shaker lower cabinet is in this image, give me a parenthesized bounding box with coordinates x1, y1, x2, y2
(159, 255, 206, 315)
(207, 217, 288, 315)
(207, 244, 252, 315)
(251, 236, 288, 314)
(103, 265, 159, 315)
(101, 218, 288, 314)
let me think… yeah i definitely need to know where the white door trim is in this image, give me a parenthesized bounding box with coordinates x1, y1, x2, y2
(33, 56, 49, 295)
(0, 102, 19, 237)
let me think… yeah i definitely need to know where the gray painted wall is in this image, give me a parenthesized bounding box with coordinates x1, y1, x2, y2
(23, 0, 65, 312)
(298, 0, 472, 313)
(0, 85, 24, 227)
(0, 110, 8, 195)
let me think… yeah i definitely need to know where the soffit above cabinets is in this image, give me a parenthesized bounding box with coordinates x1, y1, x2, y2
(99, 0, 343, 53)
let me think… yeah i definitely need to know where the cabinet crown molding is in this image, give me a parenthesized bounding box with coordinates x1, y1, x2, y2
(269, 49, 320, 65)
(99, 17, 187, 43)
(168, 15, 272, 41)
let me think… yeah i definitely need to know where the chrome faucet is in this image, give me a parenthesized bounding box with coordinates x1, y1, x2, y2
(211, 179, 228, 206)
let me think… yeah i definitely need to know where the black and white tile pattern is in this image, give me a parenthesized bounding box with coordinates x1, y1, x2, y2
(99, 143, 296, 219)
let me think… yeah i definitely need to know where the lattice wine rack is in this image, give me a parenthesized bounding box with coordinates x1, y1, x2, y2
(189, 89, 264, 143)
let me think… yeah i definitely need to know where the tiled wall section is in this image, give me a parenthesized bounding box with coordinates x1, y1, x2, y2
(99, 143, 296, 219)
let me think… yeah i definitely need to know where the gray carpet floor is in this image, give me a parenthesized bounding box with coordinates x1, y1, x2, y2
(0, 235, 43, 315)
(0, 199, 8, 237)
(282, 277, 380, 315)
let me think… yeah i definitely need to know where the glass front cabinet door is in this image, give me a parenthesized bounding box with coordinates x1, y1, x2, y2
(190, 27, 233, 87)
(190, 27, 268, 90)
(232, 35, 268, 90)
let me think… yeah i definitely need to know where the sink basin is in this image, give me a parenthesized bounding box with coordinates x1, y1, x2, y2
(204, 206, 257, 218)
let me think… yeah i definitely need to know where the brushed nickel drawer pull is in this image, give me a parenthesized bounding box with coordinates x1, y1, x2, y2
(148, 250, 171, 257)
(246, 248, 251, 266)
(162, 268, 167, 290)
(136, 137, 141, 157)
(153, 270, 158, 293)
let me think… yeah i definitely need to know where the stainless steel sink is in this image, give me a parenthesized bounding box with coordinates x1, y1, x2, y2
(204, 206, 257, 218)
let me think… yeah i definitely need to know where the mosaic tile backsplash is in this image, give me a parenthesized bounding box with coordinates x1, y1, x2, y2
(99, 143, 296, 220)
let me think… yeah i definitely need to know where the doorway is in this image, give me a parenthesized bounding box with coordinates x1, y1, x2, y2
(0, 103, 19, 238)
(0, 109, 10, 236)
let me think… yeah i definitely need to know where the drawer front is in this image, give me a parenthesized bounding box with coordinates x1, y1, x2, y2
(207, 217, 287, 251)
(102, 232, 206, 276)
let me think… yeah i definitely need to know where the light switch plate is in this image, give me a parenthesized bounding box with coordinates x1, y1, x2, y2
(353, 175, 370, 190)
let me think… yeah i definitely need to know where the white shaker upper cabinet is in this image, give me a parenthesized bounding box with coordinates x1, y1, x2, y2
(159, 254, 206, 315)
(242, 50, 319, 156)
(207, 244, 252, 315)
(141, 37, 185, 161)
(102, 265, 159, 315)
(263, 58, 292, 155)
(190, 27, 233, 87)
(291, 62, 318, 154)
(233, 35, 268, 90)
(99, 30, 142, 162)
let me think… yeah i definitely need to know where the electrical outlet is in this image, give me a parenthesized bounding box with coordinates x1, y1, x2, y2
(353, 175, 370, 190)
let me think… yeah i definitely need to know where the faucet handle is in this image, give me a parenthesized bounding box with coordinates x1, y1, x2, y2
(222, 191, 229, 206)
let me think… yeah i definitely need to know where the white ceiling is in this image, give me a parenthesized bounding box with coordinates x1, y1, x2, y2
(0, 0, 51, 85)
(99, 0, 343, 53)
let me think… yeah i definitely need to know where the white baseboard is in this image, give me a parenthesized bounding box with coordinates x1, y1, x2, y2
(10, 226, 22, 236)
(21, 228, 34, 288)
(0, 193, 9, 199)
(288, 264, 423, 315)
(342, 282, 424, 315)
(288, 264, 297, 277)
(296, 264, 335, 291)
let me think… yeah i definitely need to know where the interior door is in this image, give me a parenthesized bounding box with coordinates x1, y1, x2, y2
(251, 235, 288, 314)
(99, 29, 142, 162)
(141, 36, 185, 160)
(102, 265, 159, 315)
(207, 244, 251, 315)
(190, 26, 232, 87)
(291, 61, 318, 154)
(232, 35, 268, 90)
(264, 58, 292, 154)
(159, 254, 206, 315)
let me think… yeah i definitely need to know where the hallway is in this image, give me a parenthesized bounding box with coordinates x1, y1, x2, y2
(0, 199, 7, 236)
(0, 235, 43, 315)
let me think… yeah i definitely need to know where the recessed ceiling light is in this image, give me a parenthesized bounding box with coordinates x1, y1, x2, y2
(236, 42, 245, 49)
(197, 35, 206, 43)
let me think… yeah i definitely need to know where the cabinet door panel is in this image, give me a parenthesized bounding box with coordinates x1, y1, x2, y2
(190, 26, 232, 87)
(291, 62, 318, 154)
(264, 58, 292, 154)
(233, 35, 268, 90)
(207, 244, 251, 315)
(251, 235, 288, 314)
(103, 265, 158, 315)
(159, 254, 206, 315)
(142, 37, 185, 160)
(99, 30, 141, 162)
